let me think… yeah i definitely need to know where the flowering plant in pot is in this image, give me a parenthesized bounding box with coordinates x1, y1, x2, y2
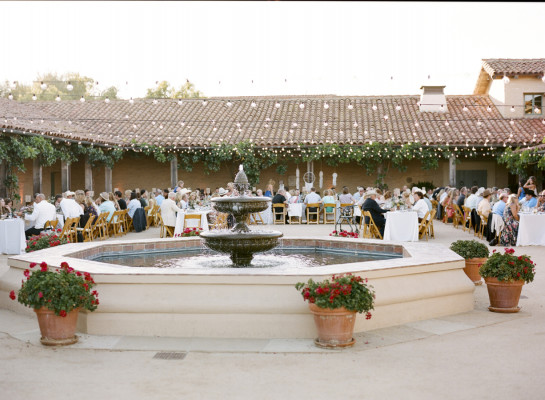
(449, 239, 490, 285)
(9, 261, 99, 345)
(26, 230, 68, 253)
(479, 248, 536, 313)
(295, 273, 375, 348)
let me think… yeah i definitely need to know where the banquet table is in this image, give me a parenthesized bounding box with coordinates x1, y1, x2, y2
(24, 213, 65, 231)
(260, 204, 273, 225)
(516, 213, 545, 246)
(288, 203, 305, 222)
(174, 210, 212, 236)
(0, 218, 26, 254)
(383, 211, 419, 242)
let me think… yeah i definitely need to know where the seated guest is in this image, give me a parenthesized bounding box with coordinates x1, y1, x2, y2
(500, 194, 520, 246)
(321, 190, 336, 213)
(1, 198, 13, 216)
(140, 189, 149, 207)
(537, 190, 545, 212)
(155, 189, 165, 206)
(487, 192, 508, 244)
(362, 189, 389, 237)
(353, 187, 365, 203)
(21, 194, 56, 239)
(288, 189, 301, 204)
(56, 191, 84, 219)
(465, 186, 480, 210)
(127, 192, 142, 218)
(160, 191, 181, 228)
(272, 189, 288, 222)
(478, 189, 492, 218)
(98, 192, 116, 222)
(456, 187, 467, 208)
(412, 191, 429, 222)
(338, 187, 356, 205)
(256, 189, 264, 197)
(83, 196, 99, 220)
(115, 191, 127, 210)
(304, 187, 321, 216)
(519, 189, 537, 209)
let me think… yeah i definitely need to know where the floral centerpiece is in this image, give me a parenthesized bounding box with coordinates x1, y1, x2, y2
(329, 229, 359, 238)
(479, 248, 536, 313)
(20, 205, 34, 215)
(9, 261, 99, 345)
(175, 227, 203, 237)
(26, 230, 68, 253)
(295, 273, 375, 348)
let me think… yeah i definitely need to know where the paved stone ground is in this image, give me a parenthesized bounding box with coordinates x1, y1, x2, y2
(1, 220, 544, 399)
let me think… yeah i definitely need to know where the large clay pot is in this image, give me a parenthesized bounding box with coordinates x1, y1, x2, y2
(34, 307, 80, 346)
(484, 277, 524, 313)
(464, 257, 487, 285)
(308, 303, 356, 348)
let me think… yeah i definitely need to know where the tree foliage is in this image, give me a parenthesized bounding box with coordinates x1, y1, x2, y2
(145, 80, 204, 99)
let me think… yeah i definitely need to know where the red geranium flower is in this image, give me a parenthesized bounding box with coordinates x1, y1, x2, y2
(40, 263, 48, 272)
(59, 310, 67, 317)
(29, 262, 37, 269)
(9, 290, 16, 300)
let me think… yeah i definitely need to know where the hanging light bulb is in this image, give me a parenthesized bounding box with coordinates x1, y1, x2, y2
(152, 99, 158, 105)
(251, 101, 257, 108)
(542, 119, 545, 125)
(299, 102, 305, 109)
(487, 106, 492, 112)
(226, 100, 232, 107)
(80, 96, 85, 103)
(395, 105, 401, 111)
(372, 104, 378, 111)
(55, 95, 61, 102)
(323, 102, 329, 109)
(129, 97, 134, 104)
(353, 121, 358, 128)
(323, 121, 328, 127)
(462, 105, 469, 112)
(104, 98, 110, 104)
(445, 120, 450, 127)
(8, 93, 13, 100)
(32, 94, 37, 101)
(383, 115, 388, 120)
(178, 99, 183, 105)
(477, 120, 482, 126)
(40, 81, 47, 90)
(202, 100, 208, 106)
(66, 82, 73, 91)
(510, 119, 514, 125)
(503, 75, 510, 84)
(348, 103, 354, 110)
(510, 106, 515, 112)
(275, 101, 280, 108)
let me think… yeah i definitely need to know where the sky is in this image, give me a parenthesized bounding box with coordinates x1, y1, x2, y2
(1, 1, 544, 99)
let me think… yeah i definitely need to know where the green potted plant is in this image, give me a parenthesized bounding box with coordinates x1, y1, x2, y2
(449, 239, 490, 285)
(479, 248, 535, 313)
(295, 273, 375, 348)
(9, 261, 99, 346)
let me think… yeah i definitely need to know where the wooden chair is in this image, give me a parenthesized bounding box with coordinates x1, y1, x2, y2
(453, 205, 464, 229)
(43, 219, 59, 231)
(76, 215, 96, 242)
(144, 206, 152, 227)
(477, 211, 488, 240)
(363, 211, 382, 240)
(431, 199, 438, 212)
(360, 211, 373, 238)
(462, 206, 473, 233)
(306, 203, 321, 224)
(428, 208, 436, 239)
(249, 212, 265, 225)
(59, 217, 75, 242)
(272, 203, 286, 225)
(66, 217, 80, 243)
(418, 211, 432, 241)
(322, 203, 336, 224)
(152, 205, 161, 227)
(157, 213, 174, 238)
(93, 213, 109, 240)
(108, 210, 124, 237)
(183, 214, 202, 229)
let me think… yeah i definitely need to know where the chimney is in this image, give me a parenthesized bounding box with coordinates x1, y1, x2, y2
(419, 85, 447, 112)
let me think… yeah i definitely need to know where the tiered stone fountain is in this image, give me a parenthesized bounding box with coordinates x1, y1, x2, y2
(200, 166, 283, 267)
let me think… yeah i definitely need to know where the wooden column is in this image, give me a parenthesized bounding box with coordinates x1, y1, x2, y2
(0, 160, 7, 198)
(33, 158, 42, 195)
(170, 155, 178, 189)
(105, 167, 112, 193)
(61, 160, 71, 192)
(84, 155, 93, 191)
(449, 155, 457, 187)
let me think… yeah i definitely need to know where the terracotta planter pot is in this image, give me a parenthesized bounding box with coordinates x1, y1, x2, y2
(34, 307, 80, 346)
(308, 303, 356, 348)
(484, 277, 524, 313)
(464, 257, 487, 285)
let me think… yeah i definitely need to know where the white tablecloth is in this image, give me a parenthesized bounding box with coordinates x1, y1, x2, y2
(516, 213, 545, 246)
(174, 210, 211, 235)
(383, 211, 419, 242)
(0, 218, 26, 254)
(260, 204, 273, 225)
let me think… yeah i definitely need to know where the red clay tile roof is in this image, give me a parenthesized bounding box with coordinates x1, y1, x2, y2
(482, 59, 545, 77)
(1, 95, 544, 148)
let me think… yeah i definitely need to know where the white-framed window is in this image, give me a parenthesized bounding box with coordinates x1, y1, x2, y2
(524, 93, 543, 115)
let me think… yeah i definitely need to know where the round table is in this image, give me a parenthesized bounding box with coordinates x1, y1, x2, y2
(0, 218, 26, 254)
(383, 211, 419, 242)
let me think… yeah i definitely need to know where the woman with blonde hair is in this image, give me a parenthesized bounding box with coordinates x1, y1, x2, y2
(500, 194, 520, 246)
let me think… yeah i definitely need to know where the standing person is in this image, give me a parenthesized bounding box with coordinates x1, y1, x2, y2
(264, 183, 274, 198)
(362, 190, 389, 238)
(115, 191, 127, 210)
(174, 180, 184, 193)
(500, 194, 520, 246)
(20, 194, 56, 239)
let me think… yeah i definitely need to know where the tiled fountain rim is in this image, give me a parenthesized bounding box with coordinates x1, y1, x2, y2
(8, 237, 464, 277)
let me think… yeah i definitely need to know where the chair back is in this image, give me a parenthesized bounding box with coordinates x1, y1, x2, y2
(184, 214, 202, 229)
(44, 219, 59, 231)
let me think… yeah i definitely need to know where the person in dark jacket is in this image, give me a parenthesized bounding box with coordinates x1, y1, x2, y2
(456, 187, 467, 209)
(272, 189, 288, 223)
(362, 189, 389, 237)
(115, 191, 127, 210)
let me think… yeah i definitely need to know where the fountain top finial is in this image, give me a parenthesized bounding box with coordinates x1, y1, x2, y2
(234, 164, 249, 193)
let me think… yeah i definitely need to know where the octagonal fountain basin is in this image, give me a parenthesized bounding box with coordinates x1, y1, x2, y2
(0, 237, 475, 339)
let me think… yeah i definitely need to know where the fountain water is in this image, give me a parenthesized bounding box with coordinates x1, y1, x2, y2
(200, 166, 283, 267)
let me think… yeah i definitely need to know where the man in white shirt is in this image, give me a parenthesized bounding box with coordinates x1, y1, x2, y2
(353, 187, 365, 202)
(160, 191, 181, 227)
(56, 191, 84, 219)
(21, 194, 57, 239)
(465, 186, 480, 210)
(304, 187, 322, 219)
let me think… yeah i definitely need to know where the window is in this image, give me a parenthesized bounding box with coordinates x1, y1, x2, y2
(524, 93, 543, 115)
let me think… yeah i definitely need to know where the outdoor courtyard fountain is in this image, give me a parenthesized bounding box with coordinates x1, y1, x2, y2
(200, 165, 283, 267)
